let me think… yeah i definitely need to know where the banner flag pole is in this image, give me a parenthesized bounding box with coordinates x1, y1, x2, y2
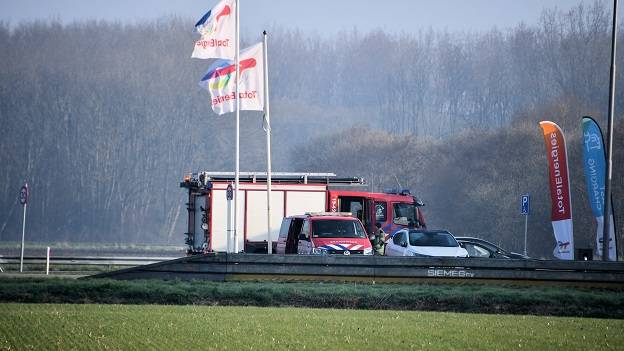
(263, 30, 273, 254)
(234, 0, 240, 253)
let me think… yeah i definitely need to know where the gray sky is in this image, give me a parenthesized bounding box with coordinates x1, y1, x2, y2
(0, 0, 605, 35)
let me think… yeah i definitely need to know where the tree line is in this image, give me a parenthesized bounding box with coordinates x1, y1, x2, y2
(0, 2, 621, 257)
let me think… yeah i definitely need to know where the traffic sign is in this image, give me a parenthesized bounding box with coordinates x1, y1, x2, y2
(521, 194, 530, 215)
(19, 184, 28, 205)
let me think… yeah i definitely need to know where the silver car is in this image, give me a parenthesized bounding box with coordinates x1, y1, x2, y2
(385, 229, 468, 257)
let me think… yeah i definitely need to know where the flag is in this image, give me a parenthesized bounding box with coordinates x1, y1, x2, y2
(582, 116, 617, 261)
(192, 0, 236, 59)
(539, 121, 574, 260)
(199, 42, 264, 115)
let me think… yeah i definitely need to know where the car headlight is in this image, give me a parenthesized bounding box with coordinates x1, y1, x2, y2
(410, 251, 430, 257)
(311, 247, 328, 255)
(363, 248, 373, 256)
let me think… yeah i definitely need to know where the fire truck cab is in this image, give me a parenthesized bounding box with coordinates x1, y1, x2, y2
(327, 188, 426, 242)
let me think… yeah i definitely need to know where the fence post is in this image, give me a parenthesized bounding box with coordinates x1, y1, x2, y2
(46, 247, 50, 275)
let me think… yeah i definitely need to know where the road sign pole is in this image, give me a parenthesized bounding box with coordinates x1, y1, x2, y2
(524, 213, 528, 257)
(19, 183, 29, 273)
(227, 197, 232, 253)
(19, 203, 27, 273)
(226, 183, 234, 253)
(521, 194, 530, 257)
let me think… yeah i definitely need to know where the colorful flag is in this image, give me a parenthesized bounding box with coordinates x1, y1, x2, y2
(199, 42, 264, 115)
(539, 121, 574, 260)
(192, 0, 236, 59)
(582, 116, 617, 261)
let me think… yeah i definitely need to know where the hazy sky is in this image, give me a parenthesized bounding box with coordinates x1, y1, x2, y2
(0, 0, 606, 36)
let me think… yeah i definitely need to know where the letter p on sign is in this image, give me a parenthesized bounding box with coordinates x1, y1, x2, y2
(521, 194, 530, 215)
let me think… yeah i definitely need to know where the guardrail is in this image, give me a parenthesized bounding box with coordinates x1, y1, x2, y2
(0, 256, 174, 269)
(91, 253, 624, 286)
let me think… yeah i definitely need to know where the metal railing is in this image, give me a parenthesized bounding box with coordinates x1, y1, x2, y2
(0, 256, 174, 271)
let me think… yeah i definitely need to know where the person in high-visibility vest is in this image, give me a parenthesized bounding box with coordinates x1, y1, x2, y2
(370, 223, 386, 255)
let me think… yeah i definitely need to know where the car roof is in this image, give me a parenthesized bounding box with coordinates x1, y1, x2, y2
(405, 229, 452, 234)
(455, 236, 495, 243)
(310, 216, 358, 221)
(391, 229, 451, 237)
(455, 237, 507, 250)
(455, 237, 529, 258)
(284, 215, 358, 221)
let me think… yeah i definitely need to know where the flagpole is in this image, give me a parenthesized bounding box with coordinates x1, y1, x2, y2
(603, 0, 618, 261)
(234, 0, 240, 253)
(263, 30, 273, 254)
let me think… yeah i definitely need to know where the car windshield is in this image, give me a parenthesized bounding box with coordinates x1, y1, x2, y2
(312, 219, 366, 238)
(409, 231, 458, 247)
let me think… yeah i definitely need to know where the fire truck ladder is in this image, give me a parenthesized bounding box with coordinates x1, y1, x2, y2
(191, 172, 364, 185)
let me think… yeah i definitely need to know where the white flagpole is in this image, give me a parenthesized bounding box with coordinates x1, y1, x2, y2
(234, 0, 240, 253)
(602, 0, 618, 261)
(263, 31, 272, 254)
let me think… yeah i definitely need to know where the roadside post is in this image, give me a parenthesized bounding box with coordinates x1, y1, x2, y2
(46, 247, 50, 275)
(521, 194, 530, 257)
(19, 182, 29, 273)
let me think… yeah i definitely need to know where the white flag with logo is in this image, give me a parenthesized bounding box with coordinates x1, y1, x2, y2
(199, 42, 264, 115)
(192, 0, 236, 59)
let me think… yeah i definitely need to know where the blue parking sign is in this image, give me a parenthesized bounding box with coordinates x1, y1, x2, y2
(521, 194, 530, 215)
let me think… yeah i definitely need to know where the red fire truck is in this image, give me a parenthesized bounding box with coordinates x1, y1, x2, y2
(180, 172, 426, 254)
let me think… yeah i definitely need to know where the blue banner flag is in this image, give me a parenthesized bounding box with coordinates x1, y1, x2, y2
(582, 116, 617, 260)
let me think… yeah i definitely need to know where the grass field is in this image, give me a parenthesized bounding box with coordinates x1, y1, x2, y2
(1, 304, 622, 351)
(1, 277, 623, 318)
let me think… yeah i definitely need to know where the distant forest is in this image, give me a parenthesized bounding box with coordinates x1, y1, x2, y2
(0, 2, 622, 258)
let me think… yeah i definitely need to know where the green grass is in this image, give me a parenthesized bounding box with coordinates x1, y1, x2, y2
(1, 277, 623, 318)
(0, 303, 622, 351)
